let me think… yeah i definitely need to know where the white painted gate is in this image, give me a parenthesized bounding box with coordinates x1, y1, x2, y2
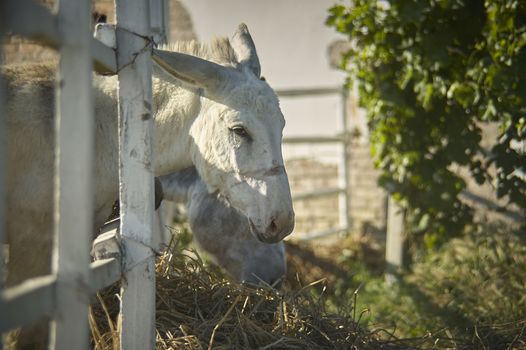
(0, 0, 167, 348)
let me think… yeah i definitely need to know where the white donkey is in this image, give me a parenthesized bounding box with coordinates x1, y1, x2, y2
(159, 168, 286, 287)
(4, 24, 294, 287)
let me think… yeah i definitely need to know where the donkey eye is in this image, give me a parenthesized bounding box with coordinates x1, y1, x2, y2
(230, 126, 250, 139)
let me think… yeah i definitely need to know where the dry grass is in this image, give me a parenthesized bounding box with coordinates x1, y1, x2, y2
(318, 224, 526, 349)
(89, 236, 412, 350)
(407, 225, 526, 348)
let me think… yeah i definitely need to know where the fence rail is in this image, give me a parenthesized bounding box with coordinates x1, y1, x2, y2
(0, 0, 165, 348)
(0, 258, 122, 333)
(292, 187, 345, 201)
(276, 87, 342, 97)
(283, 135, 344, 144)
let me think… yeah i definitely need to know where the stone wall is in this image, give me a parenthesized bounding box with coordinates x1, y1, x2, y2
(285, 158, 340, 238)
(347, 139, 387, 237)
(284, 135, 388, 240)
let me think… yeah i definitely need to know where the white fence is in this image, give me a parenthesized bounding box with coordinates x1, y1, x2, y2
(0, 0, 166, 348)
(276, 87, 351, 241)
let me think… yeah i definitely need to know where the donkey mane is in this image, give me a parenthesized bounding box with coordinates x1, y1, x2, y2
(161, 38, 239, 67)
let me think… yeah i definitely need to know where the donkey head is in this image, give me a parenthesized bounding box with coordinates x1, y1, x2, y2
(152, 24, 294, 243)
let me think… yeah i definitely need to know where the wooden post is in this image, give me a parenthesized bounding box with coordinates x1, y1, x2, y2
(150, 0, 168, 45)
(385, 196, 404, 284)
(49, 0, 93, 348)
(149, 0, 168, 252)
(162, 0, 171, 44)
(0, 0, 6, 311)
(338, 89, 351, 235)
(115, 0, 156, 349)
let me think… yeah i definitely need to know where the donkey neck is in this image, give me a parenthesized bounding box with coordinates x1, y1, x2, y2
(159, 167, 200, 204)
(152, 78, 202, 176)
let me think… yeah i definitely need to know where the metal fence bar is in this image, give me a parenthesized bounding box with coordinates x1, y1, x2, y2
(115, 0, 156, 348)
(5, 0, 117, 74)
(49, 0, 94, 347)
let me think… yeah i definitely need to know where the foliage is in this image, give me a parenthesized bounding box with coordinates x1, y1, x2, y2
(327, 0, 526, 244)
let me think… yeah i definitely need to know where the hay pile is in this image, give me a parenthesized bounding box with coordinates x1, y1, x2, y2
(86, 222, 526, 349)
(89, 238, 410, 350)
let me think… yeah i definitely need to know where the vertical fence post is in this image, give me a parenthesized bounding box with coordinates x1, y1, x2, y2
(0, 1, 6, 322)
(115, 0, 156, 348)
(150, 0, 168, 251)
(339, 89, 351, 235)
(162, 0, 171, 44)
(385, 196, 404, 284)
(49, 0, 93, 348)
(150, 0, 168, 45)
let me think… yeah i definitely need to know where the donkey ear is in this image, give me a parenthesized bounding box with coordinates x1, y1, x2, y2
(152, 49, 230, 92)
(231, 23, 261, 77)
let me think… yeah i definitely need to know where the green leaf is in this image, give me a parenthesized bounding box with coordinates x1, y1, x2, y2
(326, 0, 526, 249)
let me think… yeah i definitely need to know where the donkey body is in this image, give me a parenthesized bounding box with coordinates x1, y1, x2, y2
(4, 24, 294, 287)
(160, 168, 286, 287)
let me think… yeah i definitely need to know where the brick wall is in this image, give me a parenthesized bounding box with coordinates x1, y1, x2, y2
(283, 91, 389, 240)
(285, 158, 340, 237)
(347, 139, 387, 237)
(284, 137, 388, 240)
